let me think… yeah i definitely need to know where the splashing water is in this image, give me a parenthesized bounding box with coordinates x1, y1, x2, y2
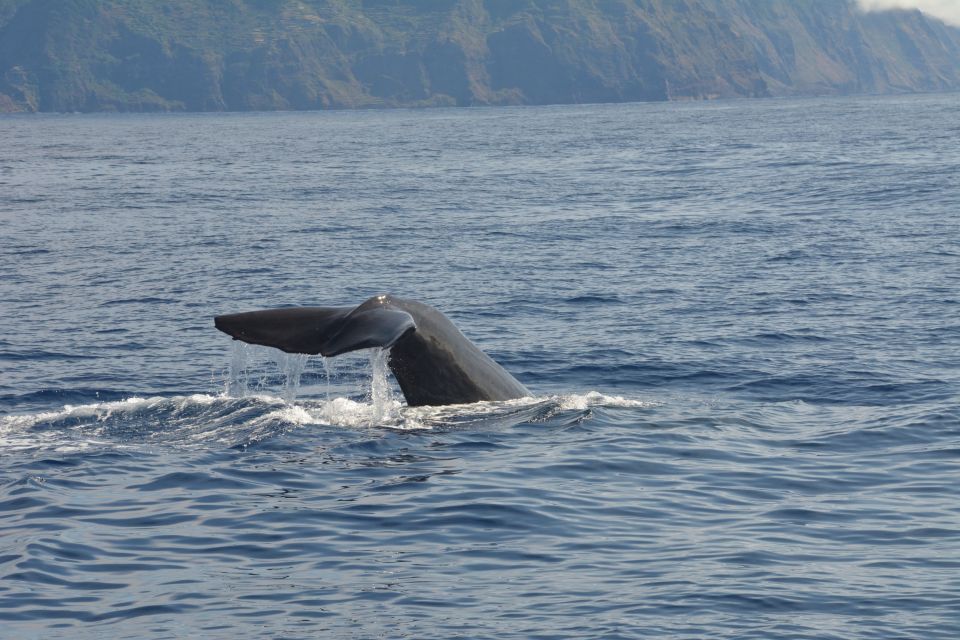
(222, 345, 618, 430)
(368, 348, 395, 424)
(223, 343, 397, 425)
(227, 343, 313, 402)
(227, 342, 249, 396)
(273, 351, 309, 402)
(322, 356, 333, 402)
(0, 391, 642, 452)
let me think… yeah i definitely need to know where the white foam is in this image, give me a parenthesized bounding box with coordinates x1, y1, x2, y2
(0, 393, 249, 430)
(259, 397, 420, 430)
(2, 395, 156, 430)
(333, 391, 653, 429)
(554, 391, 655, 410)
(0, 394, 254, 450)
(0, 389, 654, 452)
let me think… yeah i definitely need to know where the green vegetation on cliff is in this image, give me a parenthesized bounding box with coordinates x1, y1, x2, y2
(2, 0, 959, 112)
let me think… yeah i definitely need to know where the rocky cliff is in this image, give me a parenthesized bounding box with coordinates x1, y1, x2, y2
(1, 0, 959, 112)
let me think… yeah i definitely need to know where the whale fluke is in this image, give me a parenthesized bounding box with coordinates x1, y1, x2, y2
(214, 305, 415, 357)
(214, 295, 529, 407)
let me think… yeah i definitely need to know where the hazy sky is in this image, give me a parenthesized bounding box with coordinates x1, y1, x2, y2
(856, 0, 960, 26)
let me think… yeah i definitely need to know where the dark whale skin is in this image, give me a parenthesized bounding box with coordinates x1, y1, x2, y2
(215, 295, 529, 407)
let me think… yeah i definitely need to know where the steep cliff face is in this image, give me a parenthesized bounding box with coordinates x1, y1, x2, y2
(1, 0, 958, 112)
(713, 1, 960, 95)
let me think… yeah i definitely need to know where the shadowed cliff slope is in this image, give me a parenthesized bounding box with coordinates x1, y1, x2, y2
(1, 0, 959, 112)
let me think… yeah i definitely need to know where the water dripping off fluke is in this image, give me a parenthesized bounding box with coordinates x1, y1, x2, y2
(274, 351, 309, 402)
(322, 355, 333, 403)
(227, 341, 250, 397)
(369, 348, 394, 424)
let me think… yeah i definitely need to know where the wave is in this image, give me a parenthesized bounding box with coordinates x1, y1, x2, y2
(0, 391, 652, 453)
(554, 391, 654, 410)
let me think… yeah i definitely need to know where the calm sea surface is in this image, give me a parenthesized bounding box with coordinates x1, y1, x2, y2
(1, 95, 959, 639)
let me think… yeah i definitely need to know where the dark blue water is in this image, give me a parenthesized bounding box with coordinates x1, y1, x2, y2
(1, 94, 959, 639)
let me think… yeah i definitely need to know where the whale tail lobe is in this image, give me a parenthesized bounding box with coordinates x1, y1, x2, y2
(214, 305, 415, 357)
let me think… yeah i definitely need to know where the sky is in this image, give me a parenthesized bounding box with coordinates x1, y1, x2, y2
(856, 0, 960, 26)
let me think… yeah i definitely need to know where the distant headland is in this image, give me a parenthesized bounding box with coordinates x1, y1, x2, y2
(2, 0, 959, 113)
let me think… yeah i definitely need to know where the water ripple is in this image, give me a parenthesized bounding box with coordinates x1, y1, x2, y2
(2, 96, 959, 638)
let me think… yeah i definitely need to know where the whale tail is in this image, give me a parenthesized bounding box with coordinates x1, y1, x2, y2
(215, 295, 529, 407)
(214, 304, 415, 357)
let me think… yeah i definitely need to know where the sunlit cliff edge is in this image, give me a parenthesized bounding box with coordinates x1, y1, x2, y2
(2, 0, 959, 113)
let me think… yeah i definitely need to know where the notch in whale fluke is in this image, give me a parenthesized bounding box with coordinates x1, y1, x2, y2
(214, 304, 415, 357)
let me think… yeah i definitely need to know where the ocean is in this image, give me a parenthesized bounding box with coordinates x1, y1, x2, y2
(1, 94, 959, 639)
